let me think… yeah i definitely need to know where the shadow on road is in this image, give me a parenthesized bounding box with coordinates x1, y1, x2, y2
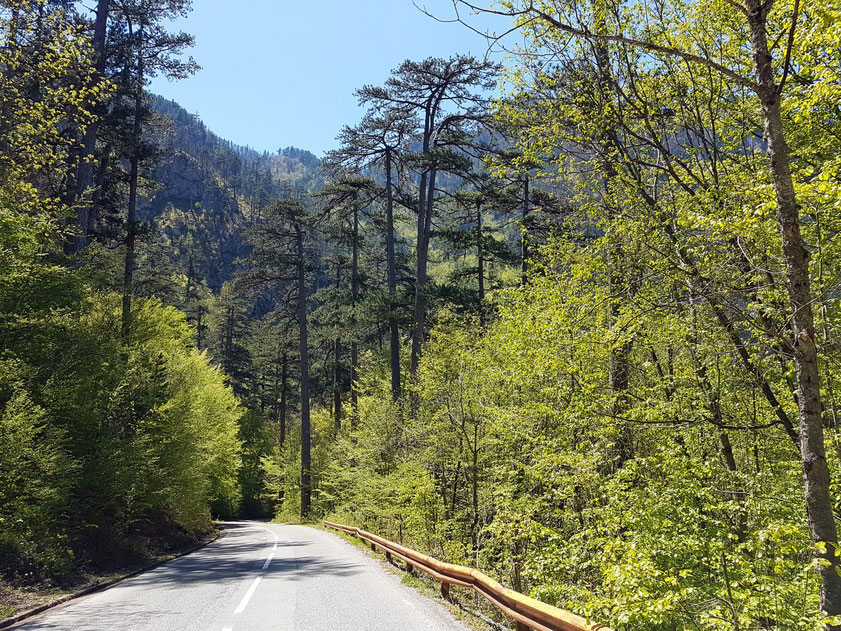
(121, 524, 361, 587)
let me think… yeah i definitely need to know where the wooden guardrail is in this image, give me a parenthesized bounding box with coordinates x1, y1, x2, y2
(324, 520, 612, 631)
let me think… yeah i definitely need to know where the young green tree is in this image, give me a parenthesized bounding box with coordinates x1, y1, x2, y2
(453, 0, 841, 617)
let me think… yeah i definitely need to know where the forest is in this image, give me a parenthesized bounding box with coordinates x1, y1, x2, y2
(1, 0, 840, 629)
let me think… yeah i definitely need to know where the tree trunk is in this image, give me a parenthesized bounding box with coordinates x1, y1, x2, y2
(280, 351, 288, 448)
(72, 0, 109, 252)
(296, 224, 311, 518)
(521, 175, 529, 286)
(594, 23, 633, 468)
(351, 197, 359, 425)
(477, 200, 485, 305)
(89, 144, 111, 238)
(385, 148, 401, 400)
(196, 308, 204, 349)
(745, 0, 841, 618)
(121, 35, 142, 339)
(334, 262, 342, 433)
(411, 168, 436, 374)
(334, 338, 342, 433)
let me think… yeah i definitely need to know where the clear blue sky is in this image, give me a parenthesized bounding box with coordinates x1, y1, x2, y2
(148, 0, 506, 157)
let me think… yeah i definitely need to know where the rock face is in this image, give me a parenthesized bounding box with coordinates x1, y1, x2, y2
(142, 96, 322, 290)
(145, 150, 239, 221)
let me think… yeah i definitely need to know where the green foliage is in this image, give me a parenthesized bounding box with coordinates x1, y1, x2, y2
(0, 380, 74, 581)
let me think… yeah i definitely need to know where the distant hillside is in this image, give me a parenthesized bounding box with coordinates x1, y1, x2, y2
(143, 96, 322, 290)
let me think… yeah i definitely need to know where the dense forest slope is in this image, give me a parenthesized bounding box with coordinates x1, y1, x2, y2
(146, 97, 322, 290)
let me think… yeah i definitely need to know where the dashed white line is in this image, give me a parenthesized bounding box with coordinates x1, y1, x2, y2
(262, 541, 277, 570)
(231, 525, 279, 616)
(234, 576, 263, 614)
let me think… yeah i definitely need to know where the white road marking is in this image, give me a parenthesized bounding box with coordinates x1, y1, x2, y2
(234, 576, 262, 614)
(230, 525, 280, 615)
(262, 541, 277, 570)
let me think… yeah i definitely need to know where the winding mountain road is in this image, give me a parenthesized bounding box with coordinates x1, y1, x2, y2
(13, 522, 468, 631)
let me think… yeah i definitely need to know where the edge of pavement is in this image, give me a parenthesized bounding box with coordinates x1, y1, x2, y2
(0, 527, 227, 629)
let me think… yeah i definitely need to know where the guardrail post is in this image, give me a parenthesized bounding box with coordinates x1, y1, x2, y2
(440, 582, 450, 600)
(370, 542, 376, 552)
(516, 623, 530, 631)
(385, 551, 392, 562)
(405, 562, 414, 575)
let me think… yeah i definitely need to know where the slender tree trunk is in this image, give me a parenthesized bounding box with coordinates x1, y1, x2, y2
(72, 0, 109, 252)
(385, 148, 401, 400)
(608, 245, 633, 467)
(273, 353, 280, 429)
(196, 308, 204, 349)
(471, 423, 479, 553)
(280, 351, 288, 449)
(351, 197, 360, 425)
(594, 24, 633, 467)
(745, 0, 841, 618)
(521, 175, 529, 286)
(476, 200, 485, 325)
(121, 37, 142, 339)
(334, 338, 342, 433)
(411, 168, 436, 374)
(411, 168, 429, 376)
(89, 144, 111, 237)
(334, 263, 342, 433)
(121, 153, 138, 339)
(296, 224, 311, 518)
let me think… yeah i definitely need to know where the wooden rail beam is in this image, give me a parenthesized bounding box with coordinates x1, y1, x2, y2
(324, 521, 613, 631)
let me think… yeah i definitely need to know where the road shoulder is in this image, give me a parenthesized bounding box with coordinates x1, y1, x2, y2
(0, 528, 224, 629)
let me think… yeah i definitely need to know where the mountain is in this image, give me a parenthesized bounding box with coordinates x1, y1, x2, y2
(142, 96, 323, 290)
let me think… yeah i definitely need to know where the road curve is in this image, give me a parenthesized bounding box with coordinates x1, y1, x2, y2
(13, 521, 470, 631)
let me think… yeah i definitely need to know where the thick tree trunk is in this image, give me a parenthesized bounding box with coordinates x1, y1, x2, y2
(296, 225, 311, 518)
(385, 148, 401, 400)
(745, 0, 841, 618)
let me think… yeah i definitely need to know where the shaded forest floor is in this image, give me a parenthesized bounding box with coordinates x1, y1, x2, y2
(0, 528, 220, 623)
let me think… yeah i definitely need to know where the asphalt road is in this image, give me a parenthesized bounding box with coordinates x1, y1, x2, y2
(14, 522, 470, 631)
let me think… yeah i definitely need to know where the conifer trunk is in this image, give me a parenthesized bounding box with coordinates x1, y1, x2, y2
(280, 351, 288, 448)
(121, 25, 142, 339)
(296, 224, 311, 517)
(385, 148, 401, 400)
(477, 200, 485, 304)
(72, 0, 109, 252)
(351, 196, 359, 424)
(411, 169, 436, 374)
